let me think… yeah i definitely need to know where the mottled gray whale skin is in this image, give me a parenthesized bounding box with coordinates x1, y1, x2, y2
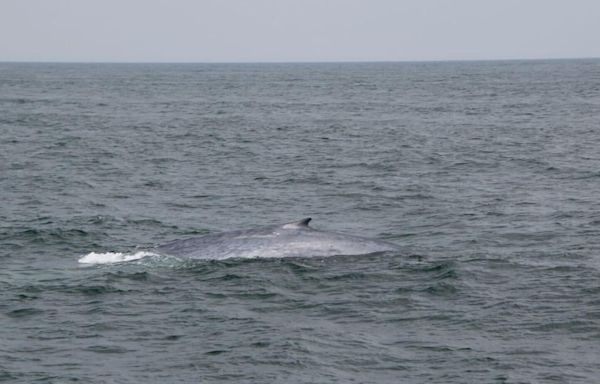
(157, 218, 399, 260)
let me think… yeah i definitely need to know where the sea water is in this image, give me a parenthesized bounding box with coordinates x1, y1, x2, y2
(1, 60, 600, 383)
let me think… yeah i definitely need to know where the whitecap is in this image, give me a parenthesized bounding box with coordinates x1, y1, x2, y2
(78, 251, 158, 265)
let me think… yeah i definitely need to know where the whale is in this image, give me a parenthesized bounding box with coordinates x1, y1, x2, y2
(156, 218, 399, 260)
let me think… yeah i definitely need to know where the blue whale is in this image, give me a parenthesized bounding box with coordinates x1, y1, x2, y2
(156, 218, 399, 260)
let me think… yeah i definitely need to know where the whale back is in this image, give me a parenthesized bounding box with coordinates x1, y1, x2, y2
(157, 218, 398, 260)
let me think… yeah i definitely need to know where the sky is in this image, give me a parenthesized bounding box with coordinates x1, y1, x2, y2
(1, 0, 599, 63)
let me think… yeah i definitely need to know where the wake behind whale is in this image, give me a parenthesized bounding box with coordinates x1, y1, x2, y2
(156, 218, 399, 260)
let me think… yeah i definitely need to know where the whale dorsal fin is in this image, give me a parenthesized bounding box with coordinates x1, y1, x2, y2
(282, 217, 312, 229)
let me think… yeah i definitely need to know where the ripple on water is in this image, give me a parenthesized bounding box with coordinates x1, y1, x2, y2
(5, 307, 44, 318)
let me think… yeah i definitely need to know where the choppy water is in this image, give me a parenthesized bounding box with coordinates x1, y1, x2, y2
(1, 60, 600, 383)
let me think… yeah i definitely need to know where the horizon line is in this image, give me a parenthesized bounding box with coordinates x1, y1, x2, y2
(1, 56, 599, 65)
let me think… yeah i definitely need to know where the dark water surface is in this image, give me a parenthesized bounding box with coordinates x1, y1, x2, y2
(1, 60, 600, 383)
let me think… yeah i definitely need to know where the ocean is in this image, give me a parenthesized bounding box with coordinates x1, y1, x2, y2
(1, 60, 599, 383)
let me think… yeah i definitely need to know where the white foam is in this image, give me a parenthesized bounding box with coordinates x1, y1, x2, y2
(78, 251, 158, 265)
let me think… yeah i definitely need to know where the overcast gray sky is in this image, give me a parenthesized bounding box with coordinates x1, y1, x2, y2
(1, 0, 599, 62)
